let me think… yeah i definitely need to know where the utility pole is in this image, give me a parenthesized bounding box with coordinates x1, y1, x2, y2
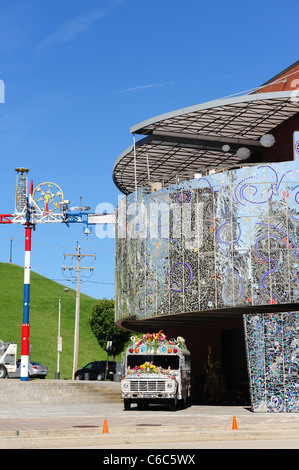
(62, 245, 96, 379)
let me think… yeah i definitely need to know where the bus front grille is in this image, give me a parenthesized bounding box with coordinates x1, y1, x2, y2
(130, 380, 166, 392)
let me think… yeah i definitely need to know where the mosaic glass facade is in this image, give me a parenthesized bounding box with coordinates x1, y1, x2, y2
(244, 312, 299, 412)
(115, 159, 299, 321)
(115, 148, 299, 412)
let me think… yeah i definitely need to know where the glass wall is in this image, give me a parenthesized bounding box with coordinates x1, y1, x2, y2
(244, 311, 299, 412)
(115, 160, 299, 322)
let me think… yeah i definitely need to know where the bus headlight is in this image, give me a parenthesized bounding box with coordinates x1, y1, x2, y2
(121, 381, 130, 391)
(166, 381, 175, 391)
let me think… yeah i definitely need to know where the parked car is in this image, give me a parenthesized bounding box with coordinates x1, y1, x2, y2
(8, 360, 48, 379)
(75, 361, 116, 381)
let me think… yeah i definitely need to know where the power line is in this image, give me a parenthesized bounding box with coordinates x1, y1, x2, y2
(0, 276, 114, 285)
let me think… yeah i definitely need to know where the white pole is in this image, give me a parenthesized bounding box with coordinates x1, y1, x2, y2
(56, 298, 62, 379)
(56, 288, 69, 379)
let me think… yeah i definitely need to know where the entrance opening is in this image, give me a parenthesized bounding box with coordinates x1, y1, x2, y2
(220, 328, 250, 405)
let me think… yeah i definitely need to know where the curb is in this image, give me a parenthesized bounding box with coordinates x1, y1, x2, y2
(1, 424, 299, 448)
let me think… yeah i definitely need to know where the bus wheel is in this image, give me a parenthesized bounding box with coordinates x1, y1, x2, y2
(124, 399, 131, 410)
(182, 394, 187, 409)
(178, 395, 187, 409)
(0, 364, 7, 379)
(170, 399, 177, 411)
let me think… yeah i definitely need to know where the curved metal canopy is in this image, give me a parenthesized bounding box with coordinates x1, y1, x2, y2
(116, 302, 299, 333)
(113, 91, 299, 195)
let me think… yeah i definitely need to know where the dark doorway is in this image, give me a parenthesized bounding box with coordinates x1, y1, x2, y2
(220, 328, 250, 405)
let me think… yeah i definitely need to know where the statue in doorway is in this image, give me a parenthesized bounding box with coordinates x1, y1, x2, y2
(203, 345, 220, 403)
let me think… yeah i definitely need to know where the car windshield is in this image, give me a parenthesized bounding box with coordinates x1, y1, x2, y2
(127, 355, 179, 370)
(83, 363, 95, 369)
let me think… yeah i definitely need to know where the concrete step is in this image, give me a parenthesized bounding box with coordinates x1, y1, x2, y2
(0, 379, 122, 404)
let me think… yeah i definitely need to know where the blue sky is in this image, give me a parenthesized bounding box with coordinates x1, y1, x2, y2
(0, 0, 298, 300)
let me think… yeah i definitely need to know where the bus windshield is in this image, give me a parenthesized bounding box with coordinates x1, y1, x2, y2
(127, 354, 179, 370)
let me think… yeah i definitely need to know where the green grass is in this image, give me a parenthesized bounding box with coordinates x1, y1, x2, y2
(0, 262, 113, 379)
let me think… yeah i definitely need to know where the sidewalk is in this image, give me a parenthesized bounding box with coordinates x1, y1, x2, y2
(1, 401, 299, 448)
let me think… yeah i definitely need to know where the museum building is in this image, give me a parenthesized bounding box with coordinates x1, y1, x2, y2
(113, 61, 299, 411)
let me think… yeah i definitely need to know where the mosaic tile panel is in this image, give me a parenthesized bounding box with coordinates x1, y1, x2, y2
(115, 159, 299, 321)
(244, 312, 299, 412)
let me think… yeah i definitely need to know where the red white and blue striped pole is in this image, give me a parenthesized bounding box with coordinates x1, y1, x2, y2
(20, 180, 33, 381)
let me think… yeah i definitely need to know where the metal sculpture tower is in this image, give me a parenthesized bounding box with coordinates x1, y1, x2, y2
(0, 168, 115, 381)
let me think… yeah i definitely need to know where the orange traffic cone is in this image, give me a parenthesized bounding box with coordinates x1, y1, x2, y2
(102, 419, 109, 434)
(232, 416, 238, 430)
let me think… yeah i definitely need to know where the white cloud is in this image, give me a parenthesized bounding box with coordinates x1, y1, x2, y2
(116, 81, 176, 94)
(37, 1, 124, 52)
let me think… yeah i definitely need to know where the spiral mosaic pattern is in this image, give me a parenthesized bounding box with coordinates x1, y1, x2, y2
(244, 312, 299, 412)
(115, 159, 299, 411)
(115, 161, 299, 319)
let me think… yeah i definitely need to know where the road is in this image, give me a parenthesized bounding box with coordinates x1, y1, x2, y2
(1, 401, 299, 451)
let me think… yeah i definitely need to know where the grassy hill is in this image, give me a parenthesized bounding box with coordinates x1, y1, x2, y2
(0, 262, 114, 379)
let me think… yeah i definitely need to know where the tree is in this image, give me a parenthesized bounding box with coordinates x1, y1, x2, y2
(89, 299, 130, 359)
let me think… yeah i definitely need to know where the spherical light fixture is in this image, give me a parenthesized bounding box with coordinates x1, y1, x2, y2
(222, 144, 230, 152)
(236, 147, 251, 160)
(260, 134, 275, 147)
